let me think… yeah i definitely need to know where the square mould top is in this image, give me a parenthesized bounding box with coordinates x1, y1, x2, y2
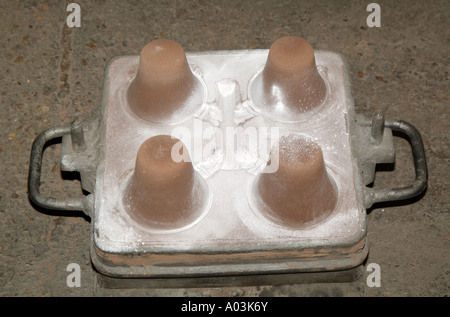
(93, 49, 365, 254)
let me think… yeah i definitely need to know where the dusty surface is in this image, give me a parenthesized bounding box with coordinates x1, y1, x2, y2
(0, 0, 448, 296)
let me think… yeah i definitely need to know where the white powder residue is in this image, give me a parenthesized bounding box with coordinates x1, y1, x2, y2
(95, 51, 364, 254)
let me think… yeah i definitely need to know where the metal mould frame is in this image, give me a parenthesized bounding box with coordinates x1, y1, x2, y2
(28, 50, 427, 287)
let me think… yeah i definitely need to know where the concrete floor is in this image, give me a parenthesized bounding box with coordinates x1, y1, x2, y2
(0, 0, 448, 297)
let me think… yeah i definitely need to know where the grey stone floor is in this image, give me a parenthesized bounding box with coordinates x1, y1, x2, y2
(0, 0, 448, 296)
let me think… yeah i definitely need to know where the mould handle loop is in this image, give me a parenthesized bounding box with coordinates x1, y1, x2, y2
(28, 125, 88, 214)
(364, 119, 428, 208)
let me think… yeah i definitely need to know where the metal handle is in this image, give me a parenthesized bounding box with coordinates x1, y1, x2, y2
(364, 119, 428, 208)
(28, 125, 87, 212)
